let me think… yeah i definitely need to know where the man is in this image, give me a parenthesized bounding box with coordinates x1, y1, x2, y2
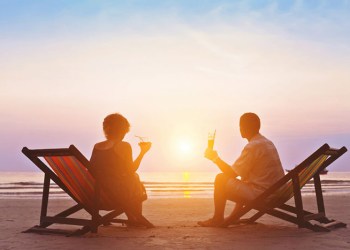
(198, 112, 285, 227)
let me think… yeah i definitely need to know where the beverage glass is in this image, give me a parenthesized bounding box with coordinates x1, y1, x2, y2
(135, 135, 151, 147)
(207, 130, 216, 150)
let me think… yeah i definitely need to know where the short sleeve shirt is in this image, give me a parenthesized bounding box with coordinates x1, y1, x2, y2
(232, 134, 284, 191)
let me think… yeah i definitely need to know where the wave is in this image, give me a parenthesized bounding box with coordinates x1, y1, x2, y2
(2, 179, 350, 186)
(0, 191, 65, 195)
(0, 180, 350, 199)
(3, 182, 43, 186)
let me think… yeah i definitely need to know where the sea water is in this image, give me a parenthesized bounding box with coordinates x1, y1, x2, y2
(0, 171, 350, 199)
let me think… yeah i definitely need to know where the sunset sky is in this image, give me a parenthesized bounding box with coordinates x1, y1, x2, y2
(1, 0, 350, 172)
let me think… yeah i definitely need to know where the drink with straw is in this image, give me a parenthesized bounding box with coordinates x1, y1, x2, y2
(135, 135, 152, 149)
(135, 135, 149, 143)
(208, 130, 216, 150)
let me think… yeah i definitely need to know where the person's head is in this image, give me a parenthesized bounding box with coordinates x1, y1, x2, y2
(103, 113, 130, 141)
(239, 113, 260, 140)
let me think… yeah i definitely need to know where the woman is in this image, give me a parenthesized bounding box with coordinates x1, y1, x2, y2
(90, 113, 153, 227)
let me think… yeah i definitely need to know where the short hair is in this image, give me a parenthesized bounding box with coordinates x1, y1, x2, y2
(103, 113, 130, 139)
(240, 113, 260, 134)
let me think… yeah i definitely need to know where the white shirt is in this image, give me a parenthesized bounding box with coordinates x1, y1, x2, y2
(232, 133, 284, 191)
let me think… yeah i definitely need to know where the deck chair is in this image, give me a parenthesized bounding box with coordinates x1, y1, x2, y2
(222, 143, 347, 232)
(22, 145, 153, 236)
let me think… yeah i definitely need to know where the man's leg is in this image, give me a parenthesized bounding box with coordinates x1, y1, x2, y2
(224, 203, 243, 224)
(213, 173, 230, 220)
(223, 179, 259, 226)
(198, 173, 230, 227)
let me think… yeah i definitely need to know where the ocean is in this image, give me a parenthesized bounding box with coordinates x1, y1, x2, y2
(0, 171, 350, 199)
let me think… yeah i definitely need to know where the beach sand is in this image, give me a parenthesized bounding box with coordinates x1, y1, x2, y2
(0, 195, 349, 250)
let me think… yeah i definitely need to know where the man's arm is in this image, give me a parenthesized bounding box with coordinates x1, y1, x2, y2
(204, 148, 238, 177)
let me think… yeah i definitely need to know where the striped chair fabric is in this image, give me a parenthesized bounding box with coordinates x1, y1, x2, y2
(44, 155, 113, 209)
(273, 154, 329, 203)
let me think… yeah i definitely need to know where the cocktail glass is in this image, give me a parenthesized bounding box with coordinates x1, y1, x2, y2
(135, 135, 151, 147)
(208, 130, 216, 150)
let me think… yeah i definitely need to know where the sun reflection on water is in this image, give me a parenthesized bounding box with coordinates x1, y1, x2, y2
(182, 171, 191, 198)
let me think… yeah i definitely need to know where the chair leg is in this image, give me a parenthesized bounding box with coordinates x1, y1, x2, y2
(313, 174, 332, 223)
(91, 207, 100, 233)
(38, 204, 83, 228)
(74, 209, 127, 235)
(292, 176, 305, 228)
(39, 174, 50, 226)
(99, 209, 124, 225)
(91, 226, 98, 233)
(248, 211, 265, 222)
(314, 174, 325, 213)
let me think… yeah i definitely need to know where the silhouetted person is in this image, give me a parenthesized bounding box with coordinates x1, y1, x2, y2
(198, 113, 284, 227)
(90, 113, 153, 227)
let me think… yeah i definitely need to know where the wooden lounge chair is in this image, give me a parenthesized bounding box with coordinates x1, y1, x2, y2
(222, 143, 347, 232)
(22, 145, 153, 236)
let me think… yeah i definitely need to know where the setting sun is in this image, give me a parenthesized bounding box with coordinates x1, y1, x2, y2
(178, 141, 193, 155)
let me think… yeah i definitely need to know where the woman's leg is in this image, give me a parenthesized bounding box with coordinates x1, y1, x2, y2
(125, 173, 151, 226)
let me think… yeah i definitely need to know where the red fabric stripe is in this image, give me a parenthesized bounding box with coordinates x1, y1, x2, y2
(45, 156, 83, 203)
(58, 156, 93, 207)
(44, 156, 113, 208)
(45, 156, 91, 206)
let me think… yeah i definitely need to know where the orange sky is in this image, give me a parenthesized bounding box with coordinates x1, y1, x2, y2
(1, 1, 350, 172)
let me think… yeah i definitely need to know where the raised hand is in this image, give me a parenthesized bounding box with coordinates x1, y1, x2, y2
(204, 147, 219, 161)
(139, 142, 152, 154)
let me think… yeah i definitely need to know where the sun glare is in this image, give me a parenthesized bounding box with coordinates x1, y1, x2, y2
(178, 141, 192, 154)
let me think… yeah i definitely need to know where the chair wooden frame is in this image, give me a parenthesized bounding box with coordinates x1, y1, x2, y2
(22, 145, 152, 236)
(223, 144, 347, 232)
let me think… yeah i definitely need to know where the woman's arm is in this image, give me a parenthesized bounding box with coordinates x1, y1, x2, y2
(133, 142, 152, 172)
(117, 142, 151, 172)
